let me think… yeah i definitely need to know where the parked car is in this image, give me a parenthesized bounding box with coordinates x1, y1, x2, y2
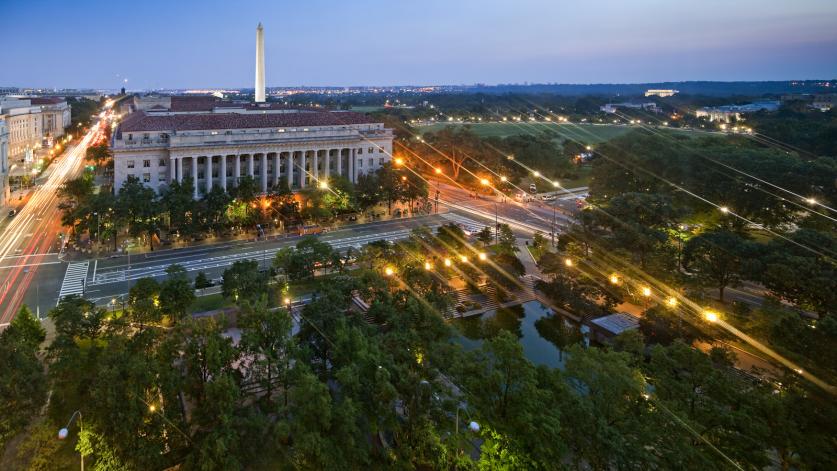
(529, 183, 537, 193)
(7, 209, 17, 218)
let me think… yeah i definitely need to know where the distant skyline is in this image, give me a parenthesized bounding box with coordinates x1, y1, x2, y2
(3, 0, 837, 89)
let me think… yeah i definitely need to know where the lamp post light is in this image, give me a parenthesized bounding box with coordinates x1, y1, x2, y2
(455, 406, 480, 458)
(641, 286, 652, 310)
(57, 410, 84, 471)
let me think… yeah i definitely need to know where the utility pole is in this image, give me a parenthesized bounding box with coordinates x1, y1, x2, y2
(551, 205, 556, 247)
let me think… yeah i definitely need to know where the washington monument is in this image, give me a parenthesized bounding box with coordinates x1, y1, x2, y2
(255, 22, 265, 102)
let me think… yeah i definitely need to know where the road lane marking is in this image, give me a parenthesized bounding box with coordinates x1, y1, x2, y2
(57, 261, 90, 303)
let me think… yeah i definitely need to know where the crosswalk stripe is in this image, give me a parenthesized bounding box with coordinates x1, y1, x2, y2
(57, 261, 89, 303)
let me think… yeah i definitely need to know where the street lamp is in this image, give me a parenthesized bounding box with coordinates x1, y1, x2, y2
(478, 252, 487, 261)
(609, 274, 620, 285)
(719, 206, 729, 214)
(480, 178, 489, 186)
(443, 258, 452, 267)
(434, 167, 442, 175)
(318, 180, 328, 190)
(384, 266, 395, 276)
(424, 261, 433, 270)
(459, 255, 468, 263)
(704, 310, 719, 323)
(666, 297, 678, 308)
(564, 258, 573, 267)
(394, 157, 404, 166)
(57, 410, 84, 471)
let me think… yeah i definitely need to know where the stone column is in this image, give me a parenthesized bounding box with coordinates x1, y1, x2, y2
(260, 153, 268, 193)
(350, 148, 356, 183)
(313, 150, 319, 183)
(337, 149, 343, 178)
(299, 151, 307, 188)
(233, 154, 241, 186)
(273, 152, 280, 187)
(325, 150, 331, 179)
(206, 156, 213, 193)
(287, 151, 294, 188)
(176, 157, 182, 183)
(247, 154, 254, 178)
(191, 157, 198, 198)
(169, 157, 176, 182)
(220, 155, 227, 191)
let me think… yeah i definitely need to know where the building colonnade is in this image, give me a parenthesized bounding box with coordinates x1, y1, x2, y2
(169, 147, 372, 198)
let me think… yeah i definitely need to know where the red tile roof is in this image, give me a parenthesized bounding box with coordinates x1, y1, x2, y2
(118, 110, 378, 133)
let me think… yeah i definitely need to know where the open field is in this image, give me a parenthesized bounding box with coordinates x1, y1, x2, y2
(417, 121, 713, 144)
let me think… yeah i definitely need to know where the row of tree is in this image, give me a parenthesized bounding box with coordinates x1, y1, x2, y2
(59, 162, 429, 251)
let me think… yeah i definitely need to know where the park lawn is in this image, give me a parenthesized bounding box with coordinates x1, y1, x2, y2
(351, 105, 385, 113)
(188, 293, 234, 314)
(417, 122, 633, 145)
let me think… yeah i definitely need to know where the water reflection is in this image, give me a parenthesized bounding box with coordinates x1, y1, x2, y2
(452, 301, 581, 369)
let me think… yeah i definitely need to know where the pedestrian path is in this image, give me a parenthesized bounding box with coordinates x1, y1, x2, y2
(57, 261, 89, 303)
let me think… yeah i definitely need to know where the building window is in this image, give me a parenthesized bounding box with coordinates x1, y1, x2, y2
(379, 147, 384, 153)
(368, 147, 374, 154)
(357, 159, 363, 167)
(198, 171, 205, 179)
(368, 158, 373, 166)
(379, 158, 384, 165)
(158, 172, 166, 181)
(143, 160, 151, 168)
(142, 173, 151, 183)
(159, 159, 166, 167)
(127, 160, 135, 169)
(357, 148, 363, 154)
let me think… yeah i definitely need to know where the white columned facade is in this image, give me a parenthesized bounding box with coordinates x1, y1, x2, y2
(313, 150, 319, 183)
(260, 153, 268, 192)
(247, 154, 254, 178)
(299, 151, 307, 188)
(206, 156, 213, 193)
(233, 155, 241, 185)
(350, 148, 356, 183)
(176, 157, 183, 183)
(191, 157, 198, 198)
(325, 150, 331, 180)
(337, 149, 343, 178)
(170, 157, 177, 182)
(273, 153, 280, 187)
(220, 155, 227, 190)
(287, 152, 293, 188)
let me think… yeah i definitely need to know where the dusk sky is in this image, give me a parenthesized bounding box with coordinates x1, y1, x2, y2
(3, 0, 836, 89)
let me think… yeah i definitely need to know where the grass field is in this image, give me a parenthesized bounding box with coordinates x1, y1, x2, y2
(351, 105, 385, 113)
(417, 122, 634, 144)
(417, 121, 713, 145)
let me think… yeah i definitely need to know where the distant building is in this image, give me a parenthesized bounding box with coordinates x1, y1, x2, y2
(812, 94, 836, 111)
(600, 102, 659, 114)
(0, 96, 71, 161)
(0, 87, 19, 96)
(645, 89, 678, 97)
(0, 118, 9, 206)
(695, 101, 779, 123)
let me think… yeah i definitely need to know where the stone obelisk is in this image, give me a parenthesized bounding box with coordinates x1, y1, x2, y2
(255, 23, 265, 102)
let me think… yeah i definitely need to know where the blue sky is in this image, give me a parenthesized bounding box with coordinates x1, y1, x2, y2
(3, 0, 836, 89)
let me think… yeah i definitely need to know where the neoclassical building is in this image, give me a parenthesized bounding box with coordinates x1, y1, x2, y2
(112, 102, 393, 198)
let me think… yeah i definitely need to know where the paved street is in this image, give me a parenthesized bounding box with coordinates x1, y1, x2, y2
(0, 128, 98, 323)
(61, 211, 496, 306)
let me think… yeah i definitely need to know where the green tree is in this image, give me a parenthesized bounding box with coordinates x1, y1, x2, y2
(684, 229, 752, 302)
(128, 277, 162, 327)
(222, 260, 267, 302)
(0, 306, 47, 448)
(238, 297, 295, 408)
(159, 264, 196, 324)
(116, 176, 161, 250)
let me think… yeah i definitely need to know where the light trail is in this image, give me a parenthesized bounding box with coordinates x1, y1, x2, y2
(0, 124, 98, 322)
